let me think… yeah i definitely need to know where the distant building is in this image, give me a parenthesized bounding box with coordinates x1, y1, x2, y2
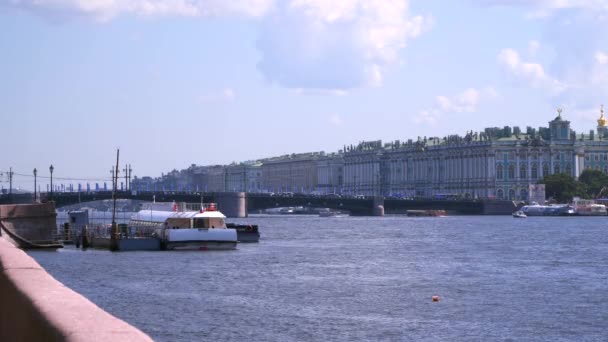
(192, 165, 225, 192)
(225, 162, 263, 192)
(343, 108, 608, 200)
(316, 152, 344, 194)
(137, 107, 608, 200)
(261, 152, 321, 193)
(131, 176, 154, 191)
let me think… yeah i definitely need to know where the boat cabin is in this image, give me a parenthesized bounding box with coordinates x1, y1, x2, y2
(130, 209, 227, 231)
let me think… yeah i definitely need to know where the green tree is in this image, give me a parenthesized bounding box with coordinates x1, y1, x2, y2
(578, 169, 608, 198)
(539, 173, 586, 203)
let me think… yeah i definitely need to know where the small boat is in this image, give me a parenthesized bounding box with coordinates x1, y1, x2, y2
(406, 210, 446, 217)
(512, 210, 527, 218)
(318, 209, 347, 217)
(226, 223, 260, 242)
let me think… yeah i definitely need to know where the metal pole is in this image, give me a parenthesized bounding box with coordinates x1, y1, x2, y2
(33, 168, 37, 202)
(128, 164, 132, 191)
(8, 167, 12, 195)
(123, 165, 128, 192)
(111, 149, 120, 251)
(49, 164, 54, 201)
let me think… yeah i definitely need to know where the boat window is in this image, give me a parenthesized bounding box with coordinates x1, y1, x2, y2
(208, 218, 225, 228)
(193, 218, 209, 228)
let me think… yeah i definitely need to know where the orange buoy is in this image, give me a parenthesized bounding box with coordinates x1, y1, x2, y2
(432, 296, 440, 302)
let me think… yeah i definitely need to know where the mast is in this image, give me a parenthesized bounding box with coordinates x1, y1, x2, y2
(110, 149, 120, 251)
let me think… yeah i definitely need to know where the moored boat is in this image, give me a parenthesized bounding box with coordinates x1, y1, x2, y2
(318, 209, 347, 217)
(572, 199, 607, 216)
(512, 210, 527, 218)
(520, 204, 575, 216)
(226, 223, 260, 242)
(129, 203, 238, 250)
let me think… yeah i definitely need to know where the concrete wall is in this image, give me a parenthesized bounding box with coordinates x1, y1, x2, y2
(0, 237, 153, 341)
(0, 203, 58, 243)
(216, 192, 247, 218)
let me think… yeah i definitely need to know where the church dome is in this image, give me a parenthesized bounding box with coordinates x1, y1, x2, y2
(598, 105, 606, 127)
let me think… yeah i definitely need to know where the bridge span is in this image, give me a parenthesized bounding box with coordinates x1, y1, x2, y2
(0, 191, 516, 216)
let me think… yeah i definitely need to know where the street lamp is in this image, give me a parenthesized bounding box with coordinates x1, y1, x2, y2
(33, 168, 37, 203)
(49, 165, 54, 200)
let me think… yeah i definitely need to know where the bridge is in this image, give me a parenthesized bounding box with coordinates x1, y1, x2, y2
(0, 191, 516, 216)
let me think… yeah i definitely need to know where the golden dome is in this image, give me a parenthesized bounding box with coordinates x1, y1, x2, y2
(598, 105, 607, 127)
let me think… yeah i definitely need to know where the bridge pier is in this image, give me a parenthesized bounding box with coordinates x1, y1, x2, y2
(373, 196, 385, 217)
(216, 192, 247, 218)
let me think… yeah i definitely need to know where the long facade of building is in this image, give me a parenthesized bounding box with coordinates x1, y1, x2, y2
(343, 109, 608, 200)
(261, 153, 321, 193)
(136, 108, 608, 200)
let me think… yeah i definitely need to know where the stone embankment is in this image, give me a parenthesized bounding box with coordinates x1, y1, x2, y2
(0, 205, 153, 341)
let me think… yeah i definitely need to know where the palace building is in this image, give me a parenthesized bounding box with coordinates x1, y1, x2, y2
(342, 107, 608, 200)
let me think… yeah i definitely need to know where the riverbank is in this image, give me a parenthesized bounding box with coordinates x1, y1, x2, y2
(0, 236, 152, 341)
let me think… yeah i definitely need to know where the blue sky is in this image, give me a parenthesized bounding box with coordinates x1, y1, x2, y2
(1, 0, 607, 190)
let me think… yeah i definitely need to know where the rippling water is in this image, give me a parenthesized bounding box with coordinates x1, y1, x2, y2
(30, 215, 608, 341)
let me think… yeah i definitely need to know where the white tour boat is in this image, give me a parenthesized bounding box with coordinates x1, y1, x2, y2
(572, 199, 608, 216)
(129, 203, 237, 250)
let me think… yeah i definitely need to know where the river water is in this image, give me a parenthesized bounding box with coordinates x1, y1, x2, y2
(30, 215, 608, 341)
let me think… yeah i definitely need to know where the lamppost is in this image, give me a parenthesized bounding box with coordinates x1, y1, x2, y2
(33, 168, 37, 203)
(49, 165, 54, 200)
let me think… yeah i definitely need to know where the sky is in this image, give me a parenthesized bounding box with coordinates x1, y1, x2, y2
(1, 0, 607, 190)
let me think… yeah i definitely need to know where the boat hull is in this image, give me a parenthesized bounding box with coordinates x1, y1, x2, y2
(226, 223, 260, 243)
(163, 228, 238, 250)
(91, 237, 161, 251)
(164, 241, 237, 251)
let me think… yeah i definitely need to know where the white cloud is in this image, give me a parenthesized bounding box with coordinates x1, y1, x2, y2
(329, 114, 344, 126)
(2, 0, 276, 21)
(293, 88, 348, 96)
(476, 0, 608, 109)
(497, 48, 566, 93)
(473, 0, 608, 13)
(596, 51, 608, 65)
(414, 87, 497, 126)
(413, 109, 439, 125)
(5, 0, 432, 91)
(199, 88, 236, 102)
(256, 0, 432, 89)
(528, 40, 540, 56)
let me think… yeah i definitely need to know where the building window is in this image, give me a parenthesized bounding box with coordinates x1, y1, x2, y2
(595, 154, 599, 161)
(585, 155, 590, 161)
(496, 164, 504, 180)
(497, 189, 504, 199)
(531, 163, 538, 179)
(554, 164, 560, 174)
(543, 163, 549, 177)
(508, 164, 515, 179)
(509, 189, 515, 200)
(565, 164, 572, 175)
(520, 164, 527, 179)
(604, 154, 607, 161)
